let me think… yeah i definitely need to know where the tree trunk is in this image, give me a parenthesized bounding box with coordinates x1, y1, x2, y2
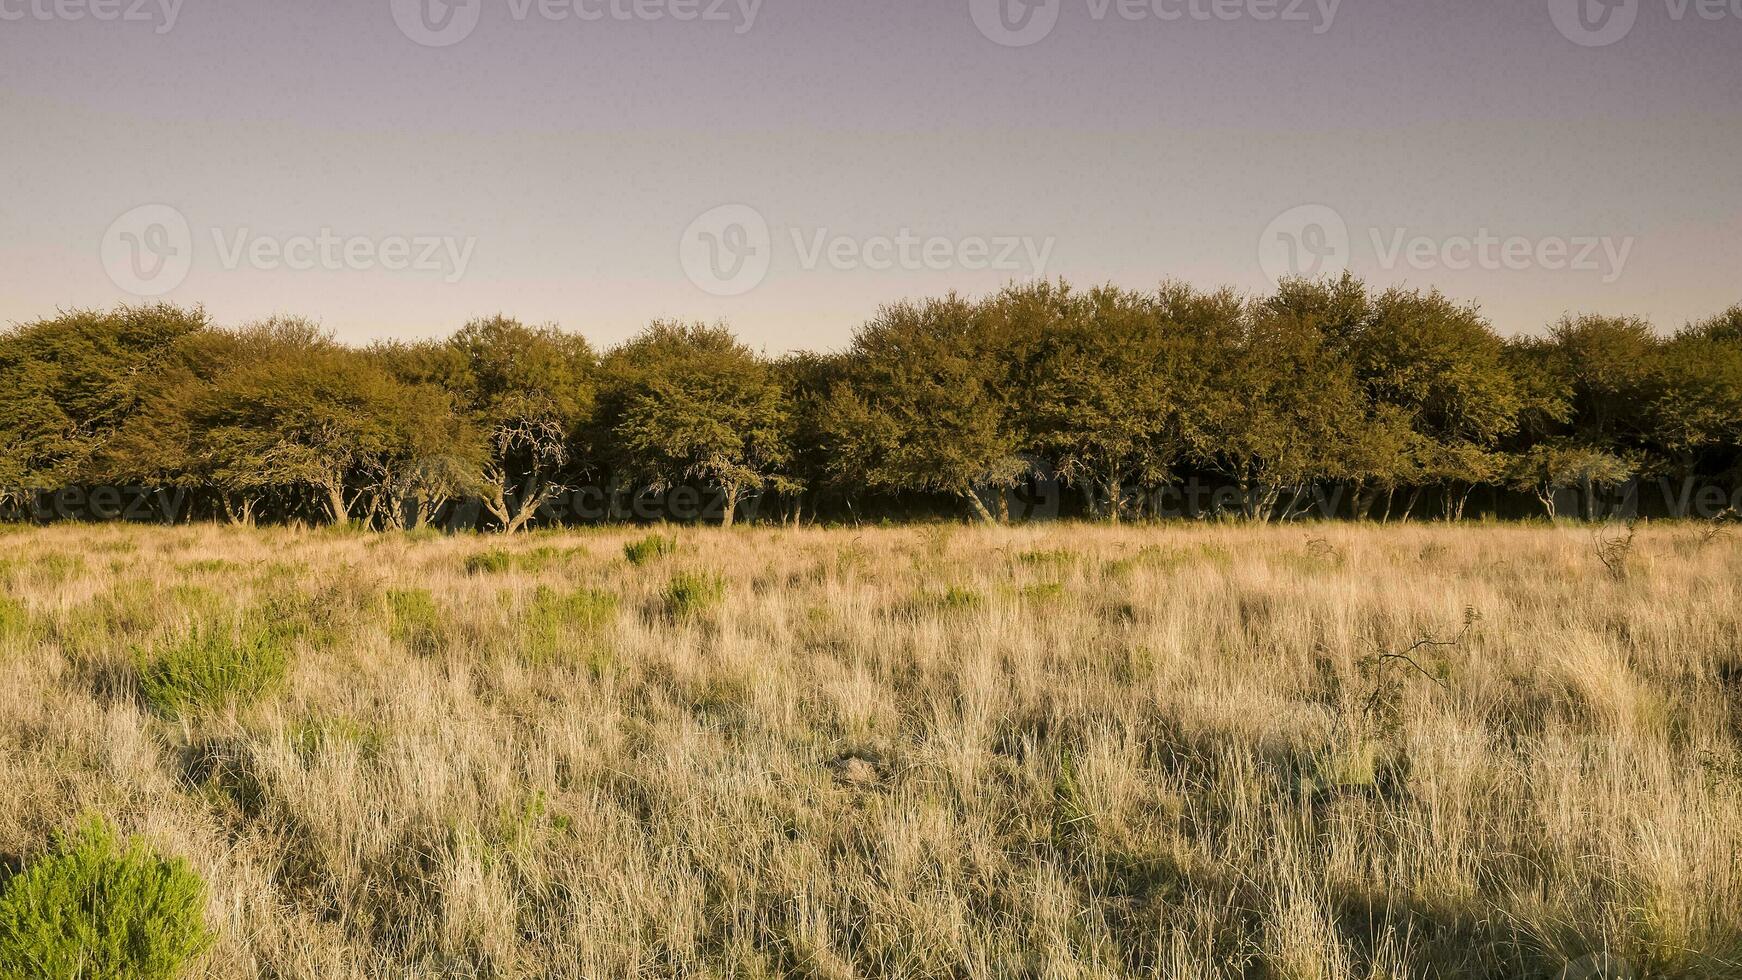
(324, 485, 350, 525)
(1106, 468, 1123, 525)
(221, 494, 256, 527)
(1444, 483, 1474, 522)
(1353, 484, 1376, 522)
(412, 492, 435, 530)
(1536, 487, 1557, 520)
(1253, 486, 1282, 523)
(964, 490, 997, 525)
(1401, 487, 1424, 523)
(488, 478, 556, 535)
(720, 482, 740, 528)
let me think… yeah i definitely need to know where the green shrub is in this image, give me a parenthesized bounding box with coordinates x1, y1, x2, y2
(518, 545, 586, 571)
(522, 587, 618, 665)
(910, 585, 983, 615)
(1017, 548, 1079, 569)
(624, 533, 678, 566)
(0, 818, 213, 980)
(135, 623, 290, 718)
(386, 588, 442, 654)
(664, 571, 725, 618)
(1105, 543, 1230, 578)
(0, 595, 26, 638)
(1019, 582, 1066, 603)
(464, 546, 585, 575)
(464, 550, 514, 575)
(177, 559, 245, 576)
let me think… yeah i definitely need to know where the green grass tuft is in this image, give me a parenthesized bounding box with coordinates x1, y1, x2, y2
(0, 817, 213, 980)
(464, 550, 514, 575)
(911, 585, 984, 615)
(664, 571, 726, 619)
(134, 622, 291, 718)
(0, 594, 26, 639)
(522, 586, 619, 666)
(624, 533, 678, 566)
(386, 588, 442, 655)
(466, 546, 585, 575)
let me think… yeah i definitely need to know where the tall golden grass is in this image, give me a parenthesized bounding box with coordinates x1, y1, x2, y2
(0, 522, 1737, 979)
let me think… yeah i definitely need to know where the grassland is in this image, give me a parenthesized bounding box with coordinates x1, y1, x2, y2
(0, 522, 1738, 979)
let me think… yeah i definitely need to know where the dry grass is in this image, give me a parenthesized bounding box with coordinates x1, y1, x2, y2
(0, 521, 1738, 979)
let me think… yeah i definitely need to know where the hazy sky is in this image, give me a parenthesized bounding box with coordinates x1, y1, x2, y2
(2, 0, 1739, 350)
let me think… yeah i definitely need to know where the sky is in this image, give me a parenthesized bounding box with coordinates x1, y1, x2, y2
(1, 0, 1739, 351)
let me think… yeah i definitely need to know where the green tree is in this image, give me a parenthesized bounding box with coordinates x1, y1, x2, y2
(1507, 441, 1634, 521)
(1650, 307, 1742, 480)
(435, 317, 595, 534)
(1019, 283, 1194, 522)
(1185, 289, 1363, 521)
(1541, 314, 1663, 450)
(0, 305, 209, 511)
(191, 338, 457, 526)
(104, 318, 325, 525)
(819, 296, 1026, 524)
(603, 322, 791, 527)
(1354, 287, 1521, 520)
(771, 350, 846, 525)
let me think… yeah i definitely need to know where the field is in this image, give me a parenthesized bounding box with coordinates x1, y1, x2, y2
(0, 522, 1738, 979)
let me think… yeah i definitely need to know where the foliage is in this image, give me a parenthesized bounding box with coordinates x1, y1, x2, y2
(134, 622, 291, 717)
(1508, 442, 1635, 520)
(397, 316, 596, 534)
(521, 586, 618, 665)
(386, 588, 442, 654)
(464, 550, 514, 575)
(818, 295, 1028, 523)
(603, 322, 793, 527)
(664, 570, 726, 618)
(0, 818, 212, 980)
(4, 281, 1742, 528)
(623, 533, 678, 566)
(0, 305, 209, 508)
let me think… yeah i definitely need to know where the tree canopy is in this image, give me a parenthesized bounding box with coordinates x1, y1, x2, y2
(3, 279, 1740, 529)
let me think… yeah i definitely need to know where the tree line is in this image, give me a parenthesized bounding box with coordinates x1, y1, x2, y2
(3, 276, 1739, 530)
